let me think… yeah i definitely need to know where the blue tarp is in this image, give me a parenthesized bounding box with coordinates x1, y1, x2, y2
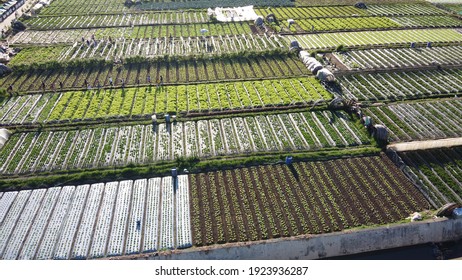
(453, 208, 462, 219)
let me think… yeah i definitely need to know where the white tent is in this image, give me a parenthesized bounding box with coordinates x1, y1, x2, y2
(0, 128, 11, 148)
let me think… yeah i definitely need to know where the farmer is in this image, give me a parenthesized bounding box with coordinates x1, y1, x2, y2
(59, 80, 63, 90)
(7, 84, 12, 92)
(160, 75, 163, 86)
(41, 81, 46, 91)
(109, 77, 113, 87)
(147, 74, 151, 85)
(84, 79, 88, 88)
(121, 78, 125, 89)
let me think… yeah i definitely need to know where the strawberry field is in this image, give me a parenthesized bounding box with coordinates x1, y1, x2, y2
(0, 0, 461, 260)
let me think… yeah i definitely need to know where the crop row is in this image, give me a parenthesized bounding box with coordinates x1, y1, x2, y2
(56, 34, 284, 62)
(39, 0, 129, 16)
(11, 22, 252, 44)
(189, 154, 428, 246)
(335, 46, 462, 70)
(337, 69, 462, 101)
(0, 55, 307, 93)
(255, 6, 368, 20)
(0, 111, 370, 175)
(399, 147, 462, 207)
(25, 11, 210, 30)
(256, 3, 446, 19)
(0, 176, 191, 259)
(363, 99, 462, 143)
(285, 17, 401, 33)
(390, 15, 462, 28)
(284, 28, 462, 50)
(138, 0, 293, 11)
(9, 34, 285, 65)
(0, 78, 331, 125)
(366, 3, 448, 16)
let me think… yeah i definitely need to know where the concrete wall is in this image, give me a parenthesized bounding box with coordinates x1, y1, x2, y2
(123, 218, 462, 260)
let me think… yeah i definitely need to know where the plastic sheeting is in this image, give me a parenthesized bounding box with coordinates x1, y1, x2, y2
(316, 68, 335, 82)
(299, 51, 323, 74)
(208, 6, 258, 22)
(453, 208, 462, 219)
(0, 128, 11, 148)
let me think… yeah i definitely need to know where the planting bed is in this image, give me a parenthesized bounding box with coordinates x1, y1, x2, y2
(363, 99, 462, 143)
(0, 175, 191, 259)
(0, 78, 331, 125)
(0, 111, 370, 175)
(337, 69, 462, 101)
(285, 28, 462, 50)
(334, 46, 462, 70)
(398, 147, 462, 207)
(0, 55, 307, 92)
(189, 154, 429, 246)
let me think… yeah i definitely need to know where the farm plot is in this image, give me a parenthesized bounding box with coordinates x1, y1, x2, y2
(50, 34, 286, 62)
(38, 0, 129, 16)
(139, 0, 293, 10)
(398, 147, 462, 208)
(0, 175, 191, 259)
(366, 3, 448, 16)
(337, 69, 462, 101)
(334, 46, 462, 70)
(0, 56, 308, 93)
(0, 78, 331, 125)
(189, 154, 429, 246)
(440, 4, 462, 14)
(11, 22, 253, 44)
(283, 17, 402, 33)
(363, 99, 462, 143)
(284, 28, 462, 50)
(255, 6, 368, 20)
(24, 11, 210, 30)
(0, 112, 369, 175)
(390, 16, 462, 28)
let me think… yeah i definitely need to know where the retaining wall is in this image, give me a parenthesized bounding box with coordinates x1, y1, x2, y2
(123, 217, 462, 260)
